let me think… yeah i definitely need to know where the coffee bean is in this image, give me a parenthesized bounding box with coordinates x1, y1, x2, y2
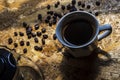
(47, 11, 54, 15)
(23, 48, 27, 53)
(14, 32, 18, 36)
(53, 12, 62, 18)
(32, 33, 36, 37)
(38, 14, 42, 21)
(53, 16, 57, 20)
(87, 5, 91, 9)
(8, 38, 13, 44)
(54, 3, 58, 8)
(47, 5, 51, 9)
(45, 19, 49, 23)
(38, 46, 43, 51)
(34, 37, 39, 43)
(28, 34, 32, 39)
(53, 34, 57, 40)
(57, 13, 62, 18)
(81, 3, 85, 8)
(54, 12, 58, 17)
(61, 5, 65, 10)
(41, 28, 46, 33)
(34, 24, 39, 30)
(67, 4, 71, 10)
(71, 0, 76, 5)
(20, 41, 24, 46)
(95, 12, 99, 16)
(26, 27, 32, 35)
(49, 22, 52, 26)
(78, 1, 81, 6)
(70, 6, 77, 12)
(26, 41, 30, 46)
(42, 39, 45, 45)
(43, 34, 48, 39)
(46, 16, 51, 20)
(96, 1, 100, 6)
(37, 31, 42, 37)
(34, 46, 39, 51)
(14, 43, 18, 48)
(19, 32, 24, 36)
(23, 22, 27, 27)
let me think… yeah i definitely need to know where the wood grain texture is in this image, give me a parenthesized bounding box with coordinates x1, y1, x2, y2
(0, 0, 120, 80)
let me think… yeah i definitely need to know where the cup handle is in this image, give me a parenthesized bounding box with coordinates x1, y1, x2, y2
(98, 24, 112, 41)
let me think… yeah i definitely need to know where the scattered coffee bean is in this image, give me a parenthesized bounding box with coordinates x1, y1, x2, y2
(28, 34, 32, 39)
(46, 16, 51, 20)
(70, 6, 77, 12)
(81, 3, 85, 8)
(49, 22, 52, 26)
(87, 5, 91, 9)
(34, 37, 39, 43)
(57, 13, 62, 18)
(96, 1, 100, 6)
(67, 4, 71, 10)
(53, 34, 57, 40)
(43, 34, 48, 39)
(26, 41, 30, 46)
(47, 5, 51, 9)
(34, 46, 39, 51)
(41, 28, 46, 33)
(78, 1, 81, 6)
(20, 41, 24, 46)
(38, 14, 42, 21)
(23, 22, 27, 27)
(38, 46, 43, 51)
(26, 27, 32, 35)
(8, 38, 13, 44)
(54, 3, 58, 8)
(42, 39, 45, 45)
(47, 11, 54, 15)
(53, 16, 57, 20)
(37, 31, 42, 37)
(14, 43, 18, 48)
(95, 12, 99, 16)
(61, 5, 65, 10)
(71, 0, 76, 5)
(23, 48, 27, 53)
(31, 32, 36, 37)
(19, 32, 24, 36)
(45, 19, 49, 23)
(34, 24, 39, 30)
(14, 32, 18, 36)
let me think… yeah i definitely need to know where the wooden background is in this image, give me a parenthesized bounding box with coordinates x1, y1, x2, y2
(0, 0, 120, 80)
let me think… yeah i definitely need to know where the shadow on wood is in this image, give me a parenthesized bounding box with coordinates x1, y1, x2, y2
(60, 48, 113, 80)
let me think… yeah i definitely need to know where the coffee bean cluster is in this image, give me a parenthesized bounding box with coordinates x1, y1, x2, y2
(7, 0, 102, 54)
(7, 22, 51, 54)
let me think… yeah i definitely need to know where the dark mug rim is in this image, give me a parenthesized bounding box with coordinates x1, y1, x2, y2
(56, 11, 99, 48)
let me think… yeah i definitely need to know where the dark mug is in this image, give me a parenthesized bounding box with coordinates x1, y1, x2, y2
(56, 11, 112, 57)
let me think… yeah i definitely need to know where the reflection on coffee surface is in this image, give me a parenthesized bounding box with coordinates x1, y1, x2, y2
(63, 20, 93, 45)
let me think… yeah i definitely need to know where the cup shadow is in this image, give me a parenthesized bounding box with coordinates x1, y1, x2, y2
(60, 48, 114, 80)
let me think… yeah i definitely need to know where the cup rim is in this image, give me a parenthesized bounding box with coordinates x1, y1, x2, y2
(56, 11, 99, 48)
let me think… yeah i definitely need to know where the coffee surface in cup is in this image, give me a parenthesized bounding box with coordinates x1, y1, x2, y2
(64, 20, 93, 45)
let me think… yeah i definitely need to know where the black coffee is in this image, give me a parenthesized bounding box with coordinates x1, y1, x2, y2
(63, 20, 93, 45)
